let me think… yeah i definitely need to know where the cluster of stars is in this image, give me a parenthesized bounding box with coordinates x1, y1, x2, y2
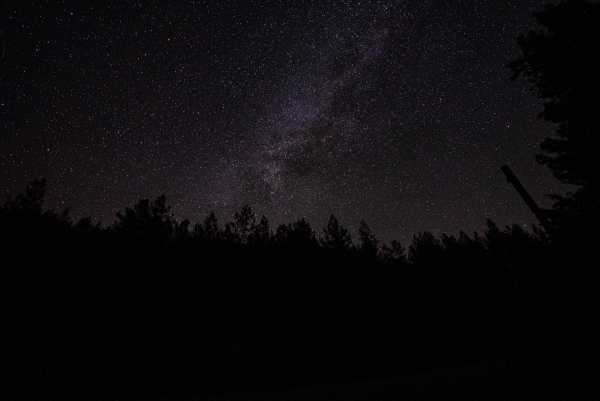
(1, 0, 575, 246)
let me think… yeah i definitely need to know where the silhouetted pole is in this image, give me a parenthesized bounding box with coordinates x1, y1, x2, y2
(501, 165, 553, 238)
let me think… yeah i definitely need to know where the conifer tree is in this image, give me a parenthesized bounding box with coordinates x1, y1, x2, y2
(320, 214, 352, 251)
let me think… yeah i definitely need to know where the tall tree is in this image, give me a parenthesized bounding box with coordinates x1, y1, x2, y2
(204, 212, 219, 241)
(320, 214, 352, 251)
(508, 0, 600, 189)
(249, 215, 271, 246)
(508, 0, 600, 250)
(234, 204, 256, 244)
(358, 219, 380, 258)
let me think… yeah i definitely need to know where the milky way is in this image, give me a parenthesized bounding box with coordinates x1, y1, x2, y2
(1, 0, 576, 246)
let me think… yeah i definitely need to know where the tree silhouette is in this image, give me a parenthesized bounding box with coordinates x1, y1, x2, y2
(112, 194, 174, 245)
(408, 231, 445, 270)
(274, 218, 319, 251)
(290, 218, 317, 246)
(381, 239, 407, 265)
(233, 204, 256, 244)
(358, 219, 380, 258)
(508, 0, 600, 189)
(73, 216, 101, 233)
(320, 214, 352, 251)
(544, 186, 600, 254)
(3, 178, 47, 217)
(2, 178, 599, 399)
(194, 211, 219, 242)
(249, 215, 270, 246)
(174, 218, 191, 240)
(508, 0, 600, 254)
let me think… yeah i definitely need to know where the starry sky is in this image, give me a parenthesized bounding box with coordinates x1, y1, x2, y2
(1, 0, 576, 246)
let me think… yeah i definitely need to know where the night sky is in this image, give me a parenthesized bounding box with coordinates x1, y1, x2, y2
(1, 0, 576, 246)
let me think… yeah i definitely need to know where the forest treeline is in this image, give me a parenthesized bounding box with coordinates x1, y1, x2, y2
(3, 0, 600, 398)
(1, 178, 598, 399)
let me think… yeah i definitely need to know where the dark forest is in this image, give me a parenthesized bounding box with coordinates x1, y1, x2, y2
(2, 1, 600, 399)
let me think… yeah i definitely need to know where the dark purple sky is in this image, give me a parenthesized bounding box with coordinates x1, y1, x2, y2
(0, 0, 575, 246)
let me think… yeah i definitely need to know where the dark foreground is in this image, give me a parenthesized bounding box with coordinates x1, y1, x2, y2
(135, 341, 599, 401)
(3, 180, 600, 400)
